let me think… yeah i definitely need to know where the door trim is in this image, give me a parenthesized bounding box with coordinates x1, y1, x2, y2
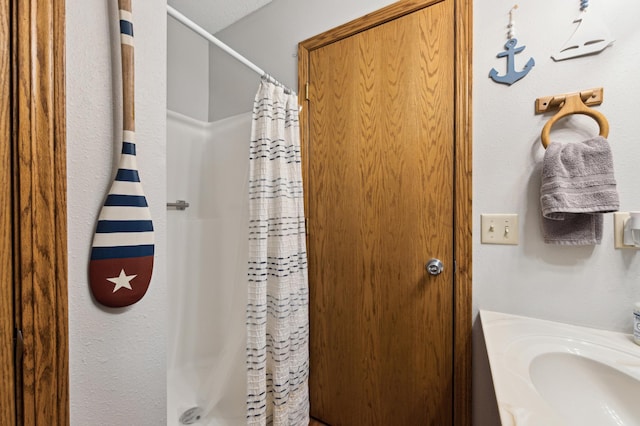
(297, 0, 472, 424)
(0, 0, 14, 424)
(13, 0, 69, 424)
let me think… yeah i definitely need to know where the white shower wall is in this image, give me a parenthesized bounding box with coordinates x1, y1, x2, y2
(167, 110, 251, 425)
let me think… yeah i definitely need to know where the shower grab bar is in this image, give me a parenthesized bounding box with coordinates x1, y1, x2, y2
(167, 200, 190, 210)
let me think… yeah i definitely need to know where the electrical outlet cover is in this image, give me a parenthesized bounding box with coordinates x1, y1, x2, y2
(613, 212, 640, 249)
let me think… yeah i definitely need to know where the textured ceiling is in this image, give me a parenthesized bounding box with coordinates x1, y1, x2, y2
(167, 0, 272, 34)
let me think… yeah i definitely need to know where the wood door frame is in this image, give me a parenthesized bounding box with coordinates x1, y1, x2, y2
(297, 0, 472, 424)
(0, 0, 14, 424)
(10, 0, 69, 424)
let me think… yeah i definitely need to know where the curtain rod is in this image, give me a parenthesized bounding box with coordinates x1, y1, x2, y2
(166, 5, 294, 94)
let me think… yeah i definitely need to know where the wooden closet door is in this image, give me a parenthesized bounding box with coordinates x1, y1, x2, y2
(305, 1, 455, 424)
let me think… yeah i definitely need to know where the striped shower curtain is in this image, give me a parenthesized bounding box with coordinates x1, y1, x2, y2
(246, 79, 310, 426)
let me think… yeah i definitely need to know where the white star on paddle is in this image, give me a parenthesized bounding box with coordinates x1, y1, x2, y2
(106, 269, 137, 293)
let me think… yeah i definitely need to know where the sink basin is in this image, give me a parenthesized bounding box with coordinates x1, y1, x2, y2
(530, 352, 640, 425)
(481, 310, 640, 426)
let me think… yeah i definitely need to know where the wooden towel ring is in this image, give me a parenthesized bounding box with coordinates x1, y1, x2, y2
(541, 93, 609, 148)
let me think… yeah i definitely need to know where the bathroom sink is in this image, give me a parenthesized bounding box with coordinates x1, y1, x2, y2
(481, 310, 640, 426)
(530, 352, 640, 425)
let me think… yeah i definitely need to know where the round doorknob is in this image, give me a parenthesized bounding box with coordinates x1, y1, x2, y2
(425, 258, 444, 275)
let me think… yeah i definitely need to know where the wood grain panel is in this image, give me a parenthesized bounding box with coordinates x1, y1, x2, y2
(453, 0, 473, 424)
(298, 44, 310, 220)
(299, 0, 444, 50)
(54, 0, 69, 422)
(14, 0, 68, 424)
(300, 0, 473, 424)
(306, 2, 454, 424)
(0, 0, 15, 423)
(15, 0, 35, 421)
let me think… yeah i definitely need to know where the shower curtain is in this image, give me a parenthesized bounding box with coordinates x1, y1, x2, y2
(246, 79, 309, 426)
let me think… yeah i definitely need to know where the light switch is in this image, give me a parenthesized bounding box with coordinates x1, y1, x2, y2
(481, 214, 519, 245)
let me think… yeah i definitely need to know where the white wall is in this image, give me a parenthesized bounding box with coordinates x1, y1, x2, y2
(168, 15, 210, 121)
(474, 0, 640, 334)
(473, 2, 640, 423)
(213, 0, 640, 425)
(66, 0, 167, 424)
(209, 0, 397, 120)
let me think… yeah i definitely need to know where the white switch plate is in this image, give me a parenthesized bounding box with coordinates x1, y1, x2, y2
(613, 212, 639, 249)
(481, 214, 519, 245)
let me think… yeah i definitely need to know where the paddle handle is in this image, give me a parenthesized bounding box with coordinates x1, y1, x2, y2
(118, 0, 135, 133)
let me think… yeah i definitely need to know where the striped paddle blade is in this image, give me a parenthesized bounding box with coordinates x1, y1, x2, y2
(89, 0, 154, 307)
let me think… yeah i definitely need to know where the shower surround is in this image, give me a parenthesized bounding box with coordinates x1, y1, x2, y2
(167, 110, 251, 426)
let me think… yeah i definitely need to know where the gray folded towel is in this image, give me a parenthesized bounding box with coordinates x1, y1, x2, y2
(540, 136, 619, 245)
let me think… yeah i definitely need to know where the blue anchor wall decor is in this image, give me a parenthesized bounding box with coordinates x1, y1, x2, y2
(489, 38, 535, 85)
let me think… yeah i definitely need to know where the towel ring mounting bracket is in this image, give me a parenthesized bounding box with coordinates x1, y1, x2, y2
(535, 87, 603, 114)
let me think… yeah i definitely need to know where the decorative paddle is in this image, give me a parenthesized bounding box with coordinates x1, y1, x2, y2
(89, 0, 154, 307)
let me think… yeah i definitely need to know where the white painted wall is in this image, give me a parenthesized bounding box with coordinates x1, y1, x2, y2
(212, 0, 640, 425)
(473, 2, 640, 423)
(168, 15, 210, 121)
(209, 0, 398, 120)
(168, 0, 273, 35)
(66, 0, 167, 424)
(474, 0, 640, 334)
